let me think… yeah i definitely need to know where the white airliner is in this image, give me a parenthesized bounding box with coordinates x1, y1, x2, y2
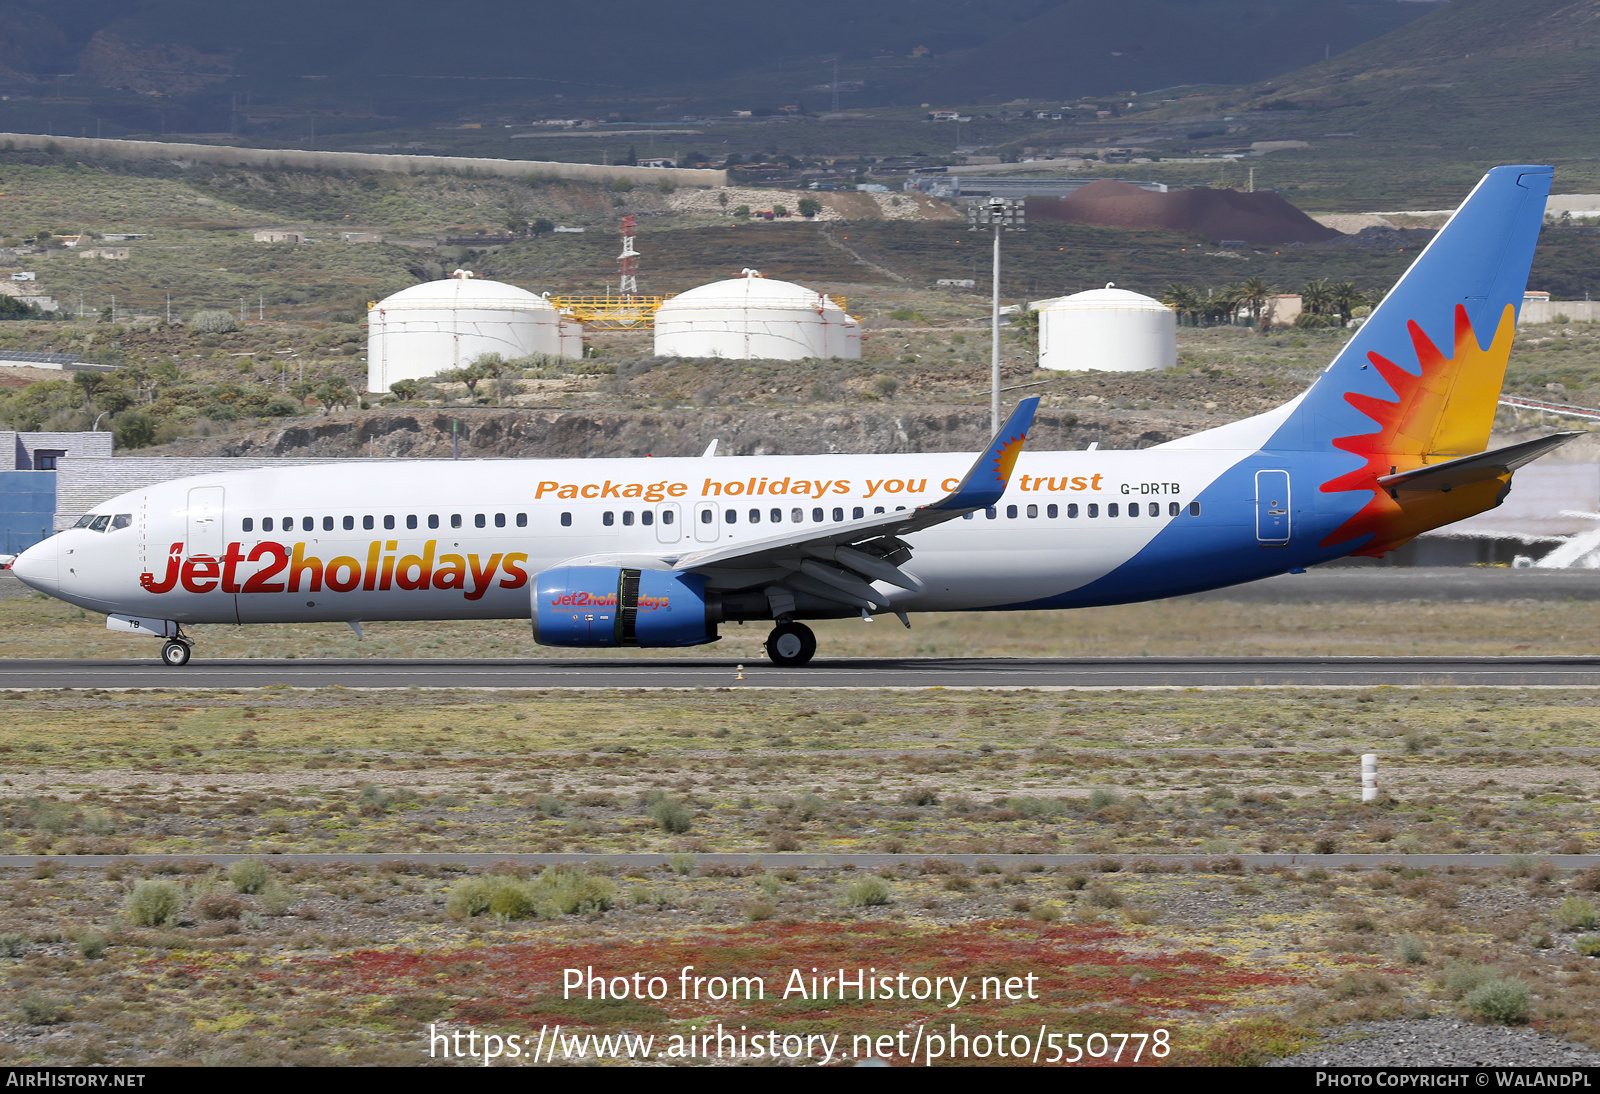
(10, 165, 1580, 667)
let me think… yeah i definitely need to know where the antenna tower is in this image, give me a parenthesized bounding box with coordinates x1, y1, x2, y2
(618, 215, 638, 296)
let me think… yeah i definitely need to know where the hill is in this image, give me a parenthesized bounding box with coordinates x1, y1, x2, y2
(1119, 0, 1600, 208)
(0, 1, 1435, 137)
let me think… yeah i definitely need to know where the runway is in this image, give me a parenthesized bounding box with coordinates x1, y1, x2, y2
(1, 655, 1597, 689)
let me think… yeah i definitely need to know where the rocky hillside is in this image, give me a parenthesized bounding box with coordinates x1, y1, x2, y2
(139, 405, 1225, 461)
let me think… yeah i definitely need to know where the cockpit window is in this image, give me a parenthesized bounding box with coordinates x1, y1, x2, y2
(110, 514, 132, 531)
(73, 514, 97, 529)
(88, 515, 111, 533)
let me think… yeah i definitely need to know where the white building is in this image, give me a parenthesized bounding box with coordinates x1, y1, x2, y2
(653, 270, 860, 360)
(1033, 285, 1175, 372)
(367, 272, 568, 394)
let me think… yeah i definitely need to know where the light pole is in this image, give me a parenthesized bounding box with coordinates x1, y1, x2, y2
(968, 196, 1025, 431)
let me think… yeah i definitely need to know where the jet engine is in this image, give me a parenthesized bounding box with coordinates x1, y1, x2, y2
(531, 566, 719, 647)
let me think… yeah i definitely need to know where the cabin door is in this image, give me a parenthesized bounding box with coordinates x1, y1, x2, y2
(1254, 470, 1290, 545)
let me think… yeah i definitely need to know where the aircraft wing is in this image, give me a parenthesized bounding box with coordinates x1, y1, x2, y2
(1376, 431, 1585, 493)
(655, 398, 1040, 612)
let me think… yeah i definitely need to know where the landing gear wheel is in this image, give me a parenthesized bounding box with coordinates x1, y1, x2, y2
(765, 621, 816, 667)
(160, 640, 192, 667)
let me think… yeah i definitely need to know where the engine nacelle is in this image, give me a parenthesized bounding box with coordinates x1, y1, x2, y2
(531, 566, 718, 648)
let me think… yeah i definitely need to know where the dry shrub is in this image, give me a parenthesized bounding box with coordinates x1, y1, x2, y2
(194, 893, 244, 921)
(1328, 969, 1395, 999)
(1399, 877, 1458, 908)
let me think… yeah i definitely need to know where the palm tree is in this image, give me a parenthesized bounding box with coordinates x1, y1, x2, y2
(1329, 282, 1366, 327)
(1161, 283, 1201, 327)
(1205, 284, 1244, 327)
(1300, 279, 1333, 319)
(1236, 276, 1272, 328)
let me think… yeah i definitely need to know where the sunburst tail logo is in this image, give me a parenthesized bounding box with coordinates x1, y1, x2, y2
(990, 432, 1026, 488)
(1320, 303, 1518, 554)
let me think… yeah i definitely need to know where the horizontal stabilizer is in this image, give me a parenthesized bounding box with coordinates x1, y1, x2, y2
(1376, 431, 1585, 493)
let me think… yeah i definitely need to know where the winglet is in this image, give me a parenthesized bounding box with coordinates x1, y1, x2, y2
(929, 397, 1040, 512)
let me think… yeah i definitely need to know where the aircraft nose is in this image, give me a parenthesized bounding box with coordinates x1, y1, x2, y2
(10, 537, 59, 595)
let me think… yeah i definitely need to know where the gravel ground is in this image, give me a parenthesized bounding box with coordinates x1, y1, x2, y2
(1269, 1018, 1600, 1067)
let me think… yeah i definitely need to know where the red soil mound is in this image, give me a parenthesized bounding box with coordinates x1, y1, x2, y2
(1028, 179, 1340, 246)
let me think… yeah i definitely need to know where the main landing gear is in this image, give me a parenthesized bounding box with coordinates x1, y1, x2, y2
(765, 621, 816, 667)
(160, 638, 192, 667)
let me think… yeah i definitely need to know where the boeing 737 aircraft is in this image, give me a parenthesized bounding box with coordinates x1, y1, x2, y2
(10, 165, 1581, 667)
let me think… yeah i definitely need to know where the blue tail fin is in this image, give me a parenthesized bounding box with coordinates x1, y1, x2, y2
(1279, 165, 1551, 458)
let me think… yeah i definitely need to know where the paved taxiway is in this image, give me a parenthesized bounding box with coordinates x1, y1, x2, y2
(1, 655, 1596, 688)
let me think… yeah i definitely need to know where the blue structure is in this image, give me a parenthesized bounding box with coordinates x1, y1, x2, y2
(0, 431, 115, 552)
(0, 471, 54, 553)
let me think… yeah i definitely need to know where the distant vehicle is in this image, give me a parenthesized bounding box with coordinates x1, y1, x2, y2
(9, 166, 1577, 669)
(0, 555, 15, 570)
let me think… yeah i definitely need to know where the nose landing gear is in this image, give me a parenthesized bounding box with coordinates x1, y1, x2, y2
(764, 621, 816, 667)
(160, 638, 192, 667)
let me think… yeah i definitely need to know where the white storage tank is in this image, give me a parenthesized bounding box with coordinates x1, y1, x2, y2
(654, 270, 860, 360)
(367, 271, 563, 394)
(1035, 284, 1175, 372)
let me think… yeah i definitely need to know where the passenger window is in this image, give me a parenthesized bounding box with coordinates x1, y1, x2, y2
(560, 512, 572, 527)
(516, 513, 527, 527)
(384, 515, 395, 530)
(406, 515, 418, 530)
(725, 509, 737, 524)
(494, 513, 505, 528)
(812, 507, 823, 522)
(641, 511, 653, 526)
(1168, 502, 1180, 517)
(749, 509, 761, 524)
(1047, 504, 1058, 518)
(241, 517, 253, 532)
(1108, 503, 1119, 518)
(769, 508, 781, 523)
(427, 514, 439, 530)
(832, 507, 843, 521)
(89, 515, 110, 532)
(874, 506, 886, 515)
(853, 507, 864, 520)
(700, 509, 712, 524)
(985, 507, 996, 520)
(1067, 504, 1078, 518)
(963, 512, 974, 520)
(791, 508, 803, 523)
(263, 517, 274, 532)
(603, 512, 615, 526)
(323, 516, 334, 531)
(1006, 505, 1018, 519)
(362, 515, 374, 530)
(1127, 504, 1137, 518)
(622, 511, 634, 526)
(474, 514, 486, 529)
(342, 515, 354, 530)
(1088, 504, 1099, 518)
(1189, 501, 1201, 516)
(1026, 504, 1038, 518)
(661, 510, 673, 525)
(303, 517, 314, 532)
(451, 514, 462, 529)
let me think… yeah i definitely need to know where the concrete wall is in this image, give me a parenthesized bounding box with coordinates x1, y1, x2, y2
(0, 431, 114, 471)
(0, 132, 725, 189)
(1519, 300, 1600, 324)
